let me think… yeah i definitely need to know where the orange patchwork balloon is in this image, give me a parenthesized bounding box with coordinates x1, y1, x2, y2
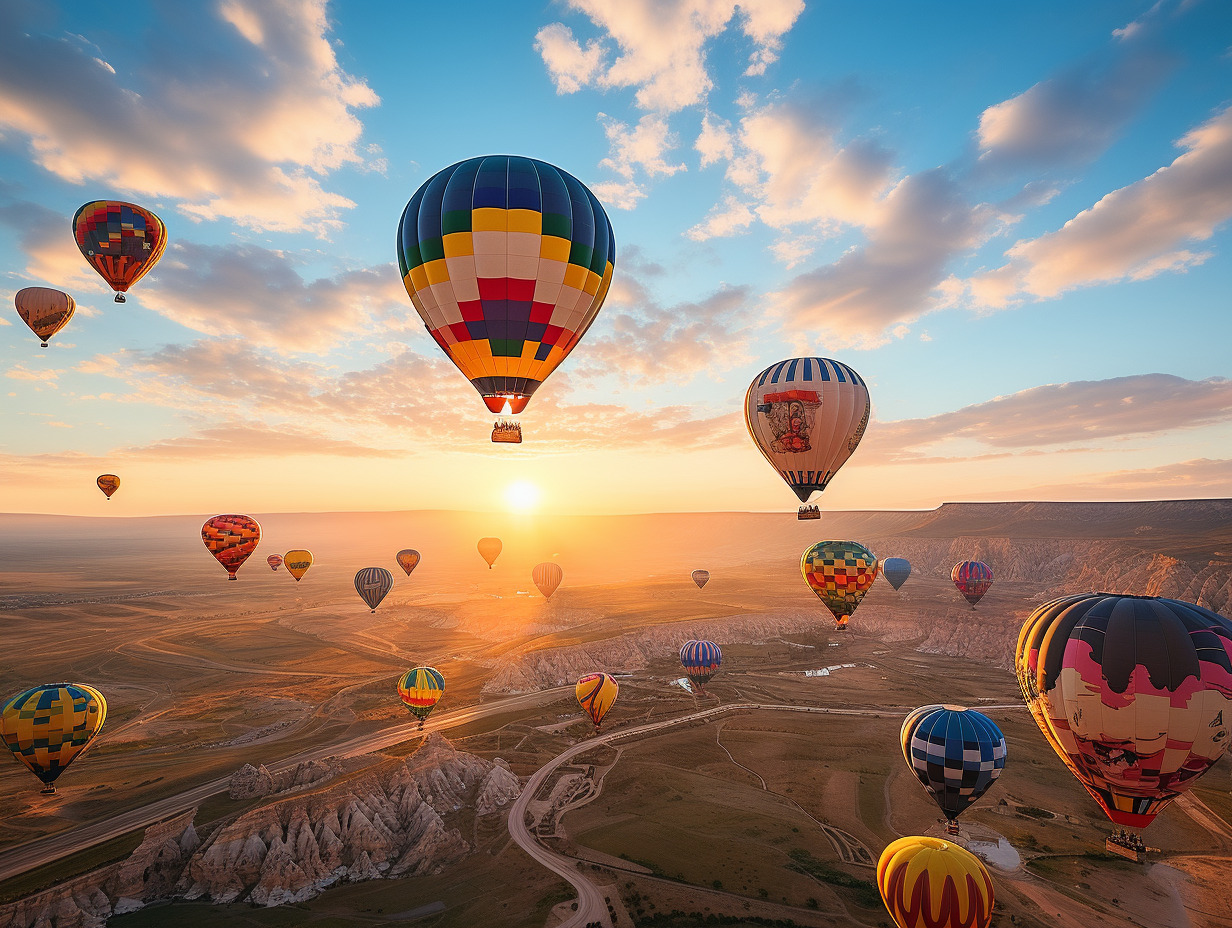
(72, 201, 167, 303)
(201, 514, 260, 580)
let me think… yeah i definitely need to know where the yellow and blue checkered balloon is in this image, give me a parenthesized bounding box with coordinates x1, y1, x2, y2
(397, 156, 615, 415)
(1, 683, 107, 790)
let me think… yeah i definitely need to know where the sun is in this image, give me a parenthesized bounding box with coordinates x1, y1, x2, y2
(504, 480, 541, 513)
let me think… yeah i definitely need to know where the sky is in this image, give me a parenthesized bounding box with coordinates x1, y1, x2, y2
(1, 0, 1230, 517)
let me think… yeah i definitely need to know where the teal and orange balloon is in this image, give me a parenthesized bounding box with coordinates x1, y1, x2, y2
(397, 156, 615, 416)
(1, 683, 107, 794)
(72, 201, 167, 303)
(877, 836, 994, 928)
(397, 667, 445, 731)
(201, 514, 260, 580)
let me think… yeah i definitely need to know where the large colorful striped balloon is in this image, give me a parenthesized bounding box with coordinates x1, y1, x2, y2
(951, 561, 993, 607)
(575, 672, 618, 733)
(745, 357, 870, 505)
(1, 683, 107, 793)
(877, 836, 994, 928)
(801, 540, 879, 628)
(15, 287, 75, 347)
(201, 514, 260, 580)
(1016, 593, 1232, 828)
(900, 705, 1006, 829)
(397, 667, 445, 730)
(881, 557, 911, 591)
(354, 567, 393, 612)
(397, 156, 615, 415)
(532, 562, 563, 599)
(679, 640, 722, 690)
(72, 200, 167, 302)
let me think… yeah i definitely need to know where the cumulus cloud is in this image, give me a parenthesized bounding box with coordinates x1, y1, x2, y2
(0, 0, 378, 233)
(1023, 458, 1232, 499)
(0, 195, 95, 289)
(535, 0, 803, 112)
(599, 113, 687, 180)
(862, 374, 1232, 463)
(969, 104, 1232, 307)
(120, 421, 400, 460)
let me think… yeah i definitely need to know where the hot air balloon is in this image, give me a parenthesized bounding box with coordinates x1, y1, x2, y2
(881, 557, 911, 591)
(1016, 593, 1232, 829)
(877, 836, 994, 928)
(72, 201, 167, 302)
(951, 561, 993, 607)
(532, 562, 563, 599)
(900, 705, 1007, 835)
(396, 549, 421, 576)
(1, 683, 107, 794)
(201, 515, 260, 580)
(679, 640, 722, 692)
(397, 667, 445, 731)
(691, 569, 710, 589)
(576, 672, 618, 733)
(745, 358, 870, 518)
(284, 550, 313, 582)
(14, 287, 75, 347)
(478, 537, 502, 569)
(355, 567, 393, 613)
(267, 554, 283, 571)
(396, 156, 615, 436)
(801, 541, 878, 629)
(96, 474, 120, 500)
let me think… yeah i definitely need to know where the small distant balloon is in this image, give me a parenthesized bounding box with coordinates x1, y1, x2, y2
(354, 567, 393, 612)
(679, 640, 721, 692)
(201, 514, 260, 580)
(396, 549, 421, 576)
(477, 537, 502, 569)
(881, 557, 911, 591)
(877, 836, 994, 928)
(96, 474, 120, 500)
(690, 569, 710, 589)
(267, 554, 283, 571)
(72, 200, 167, 302)
(15, 287, 75, 347)
(801, 540, 878, 629)
(532, 562, 563, 599)
(397, 667, 445, 731)
(1, 683, 107, 794)
(951, 561, 993, 607)
(283, 550, 313, 582)
(575, 672, 618, 733)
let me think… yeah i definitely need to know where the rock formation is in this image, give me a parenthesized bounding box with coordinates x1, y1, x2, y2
(228, 758, 340, 799)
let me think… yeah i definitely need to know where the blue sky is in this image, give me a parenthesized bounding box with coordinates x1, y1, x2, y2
(1, 0, 1230, 515)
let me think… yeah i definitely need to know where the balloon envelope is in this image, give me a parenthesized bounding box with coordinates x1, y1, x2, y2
(354, 567, 393, 612)
(575, 672, 618, 731)
(397, 667, 445, 727)
(267, 555, 283, 571)
(877, 836, 994, 928)
(1016, 593, 1232, 828)
(201, 515, 260, 580)
(745, 357, 870, 503)
(801, 541, 878, 628)
(881, 557, 911, 591)
(284, 550, 313, 582)
(1, 683, 107, 789)
(532, 562, 563, 599)
(680, 640, 722, 689)
(690, 569, 710, 589)
(72, 201, 167, 299)
(397, 155, 616, 415)
(900, 705, 1006, 824)
(477, 537, 502, 569)
(952, 561, 993, 606)
(15, 287, 75, 346)
(96, 474, 120, 499)
(396, 549, 421, 576)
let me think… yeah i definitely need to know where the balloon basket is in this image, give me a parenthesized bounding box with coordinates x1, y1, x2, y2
(40, 785, 56, 795)
(114, 294, 126, 303)
(492, 420, 522, 443)
(40, 342, 48, 348)
(945, 821, 960, 836)
(797, 505, 821, 520)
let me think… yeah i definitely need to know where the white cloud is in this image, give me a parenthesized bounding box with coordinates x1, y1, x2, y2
(695, 112, 733, 167)
(535, 23, 605, 94)
(599, 114, 687, 179)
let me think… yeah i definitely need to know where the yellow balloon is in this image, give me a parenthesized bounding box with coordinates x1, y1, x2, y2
(575, 672, 618, 732)
(877, 836, 994, 928)
(283, 549, 313, 581)
(1, 683, 107, 793)
(477, 537, 502, 569)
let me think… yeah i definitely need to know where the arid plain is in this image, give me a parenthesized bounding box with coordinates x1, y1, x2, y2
(1, 501, 1231, 928)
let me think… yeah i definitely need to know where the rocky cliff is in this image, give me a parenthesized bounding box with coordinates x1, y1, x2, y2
(0, 735, 519, 927)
